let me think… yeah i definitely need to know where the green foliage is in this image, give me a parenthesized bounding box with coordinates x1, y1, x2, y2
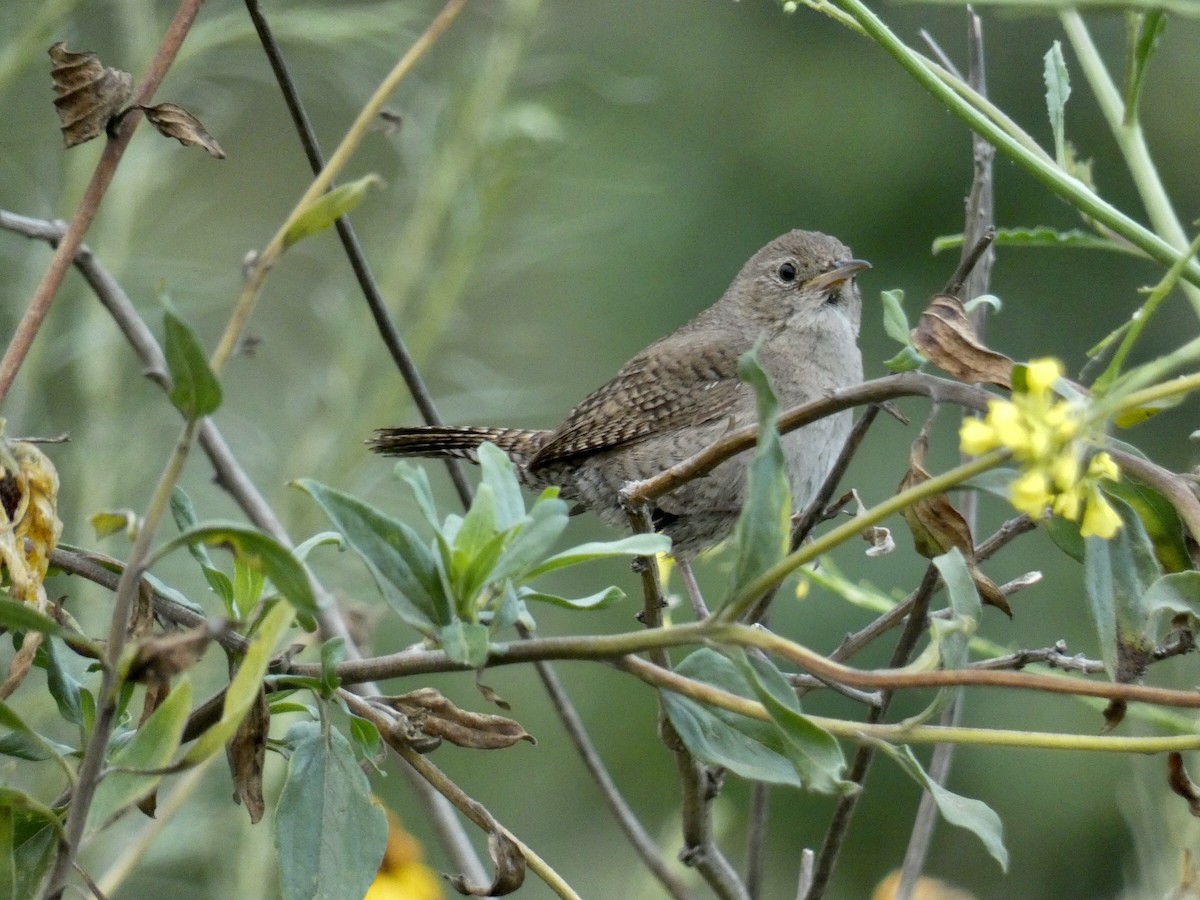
(297, 444, 668, 665)
(162, 302, 222, 420)
(723, 349, 791, 614)
(274, 721, 388, 900)
(85, 680, 192, 833)
(282, 174, 383, 249)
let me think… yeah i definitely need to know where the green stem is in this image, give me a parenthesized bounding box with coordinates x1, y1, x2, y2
(1059, 11, 1200, 318)
(829, 0, 1200, 288)
(719, 450, 1009, 621)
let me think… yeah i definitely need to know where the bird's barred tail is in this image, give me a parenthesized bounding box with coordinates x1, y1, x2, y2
(367, 426, 547, 465)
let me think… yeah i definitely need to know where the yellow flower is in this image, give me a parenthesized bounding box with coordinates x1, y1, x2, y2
(1080, 488, 1122, 539)
(959, 416, 998, 455)
(1010, 470, 1053, 518)
(1025, 358, 1063, 394)
(957, 357, 1122, 538)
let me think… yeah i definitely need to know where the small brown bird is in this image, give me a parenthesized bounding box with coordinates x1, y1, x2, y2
(370, 230, 867, 558)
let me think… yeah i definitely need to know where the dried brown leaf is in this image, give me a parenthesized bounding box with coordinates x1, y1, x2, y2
(140, 102, 225, 158)
(899, 423, 1011, 615)
(48, 42, 133, 148)
(127, 624, 214, 685)
(447, 825, 526, 896)
(226, 687, 268, 823)
(912, 294, 1012, 389)
(378, 688, 535, 750)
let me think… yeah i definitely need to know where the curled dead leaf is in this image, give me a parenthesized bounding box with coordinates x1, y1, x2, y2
(446, 823, 526, 896)
(375, 688, 535, 750)
(49, 42, 133, 148)
(140, 102, 225, 158)
(226, 687, 268, 823)
(126, 623, 217, 685)
(912, 294, 1012, 389)
(0, 440, 62, 607)
(1169, 752, 1200, 818)
(899, 422, 1011, 616)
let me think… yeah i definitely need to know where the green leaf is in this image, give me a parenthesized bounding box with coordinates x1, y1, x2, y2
(89, 509, 138, 541)
(0, 701, 71, 770)
(318, 638, 344, 698)
(1124, 10, 1166, 123)
(149, 521, 316, 617)
(171, 488, 235, 611)
(11, 810, 56, 900)
(883, 345, 927, 373)
(880, 288, 910, 345)
(1043, 41, 1071, 166)
(0, 598, 62, 638)
(872, 740, 1009, 872)
(520, 585, 625, 610)
(392, 461, 442, 531)
(1083, 496, 1159, 681)
(283, 174, 383, 249)
(183, 600, 293, 765)
(724, 349, 790, 610)
(274, 721, 388, 900)
(232, 554, 267, 620)
(294, 478, 451, 633)
(932, 549, 980, 671)
(734, 652, 855, 795)
(38, 638, 83, 727)
(663, 649, 802, 787)
(0, 805, 14, 900)
(439, 620, 490, 668)
(524, 533, 670, 579)
(1104, 476, 1191, 573)
(932, 227, 1132, 256)
(292, 531, 344, 562)
(488, 496, 570, 584)
(477, 442, 526, 530)
(163, 304, 222, 419)
(87, 679, 193, 833)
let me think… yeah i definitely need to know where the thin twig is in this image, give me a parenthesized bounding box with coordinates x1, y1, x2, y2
(803, 564, 940, 900)
(243, 0, 474, 509)
(0, 0, 206, 407)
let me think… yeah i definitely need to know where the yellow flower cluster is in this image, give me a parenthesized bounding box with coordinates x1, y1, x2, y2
(960, 358, 1122, 539)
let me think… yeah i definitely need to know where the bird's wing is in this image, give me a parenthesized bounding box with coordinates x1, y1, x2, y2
(529, 327, 751, 468)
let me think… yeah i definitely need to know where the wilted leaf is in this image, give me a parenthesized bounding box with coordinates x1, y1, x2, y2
(899, 423, 1010, 615)
(125, 624, 215, 686)
(1168, 752, 1200, 817)
(182, 600, 292, 765)
(911, 294, 1013, 389)
(377, 688, 535, 750)
(283, 174, 383, 248)
(139, 102, 225, 158)
(446, 823, 525, 896)
(48, 42, 133, 148)
(226, 687, 268, 823)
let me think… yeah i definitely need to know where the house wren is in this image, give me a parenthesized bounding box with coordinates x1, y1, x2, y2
(369, 230, 867, 557)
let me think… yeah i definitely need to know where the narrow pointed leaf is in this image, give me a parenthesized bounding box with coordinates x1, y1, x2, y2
(283, 174, 382, 248)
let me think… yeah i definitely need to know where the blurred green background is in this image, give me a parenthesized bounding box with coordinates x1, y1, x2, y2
(3, 0, 1200, 897)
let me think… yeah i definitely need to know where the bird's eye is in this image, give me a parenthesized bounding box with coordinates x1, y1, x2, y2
(778, 261, 797, 283)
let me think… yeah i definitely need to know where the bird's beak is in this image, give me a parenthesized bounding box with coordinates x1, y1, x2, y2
(803, 258, 871, 292)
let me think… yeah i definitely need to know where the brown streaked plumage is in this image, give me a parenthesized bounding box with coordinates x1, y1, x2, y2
(369, 230, 867, 557)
